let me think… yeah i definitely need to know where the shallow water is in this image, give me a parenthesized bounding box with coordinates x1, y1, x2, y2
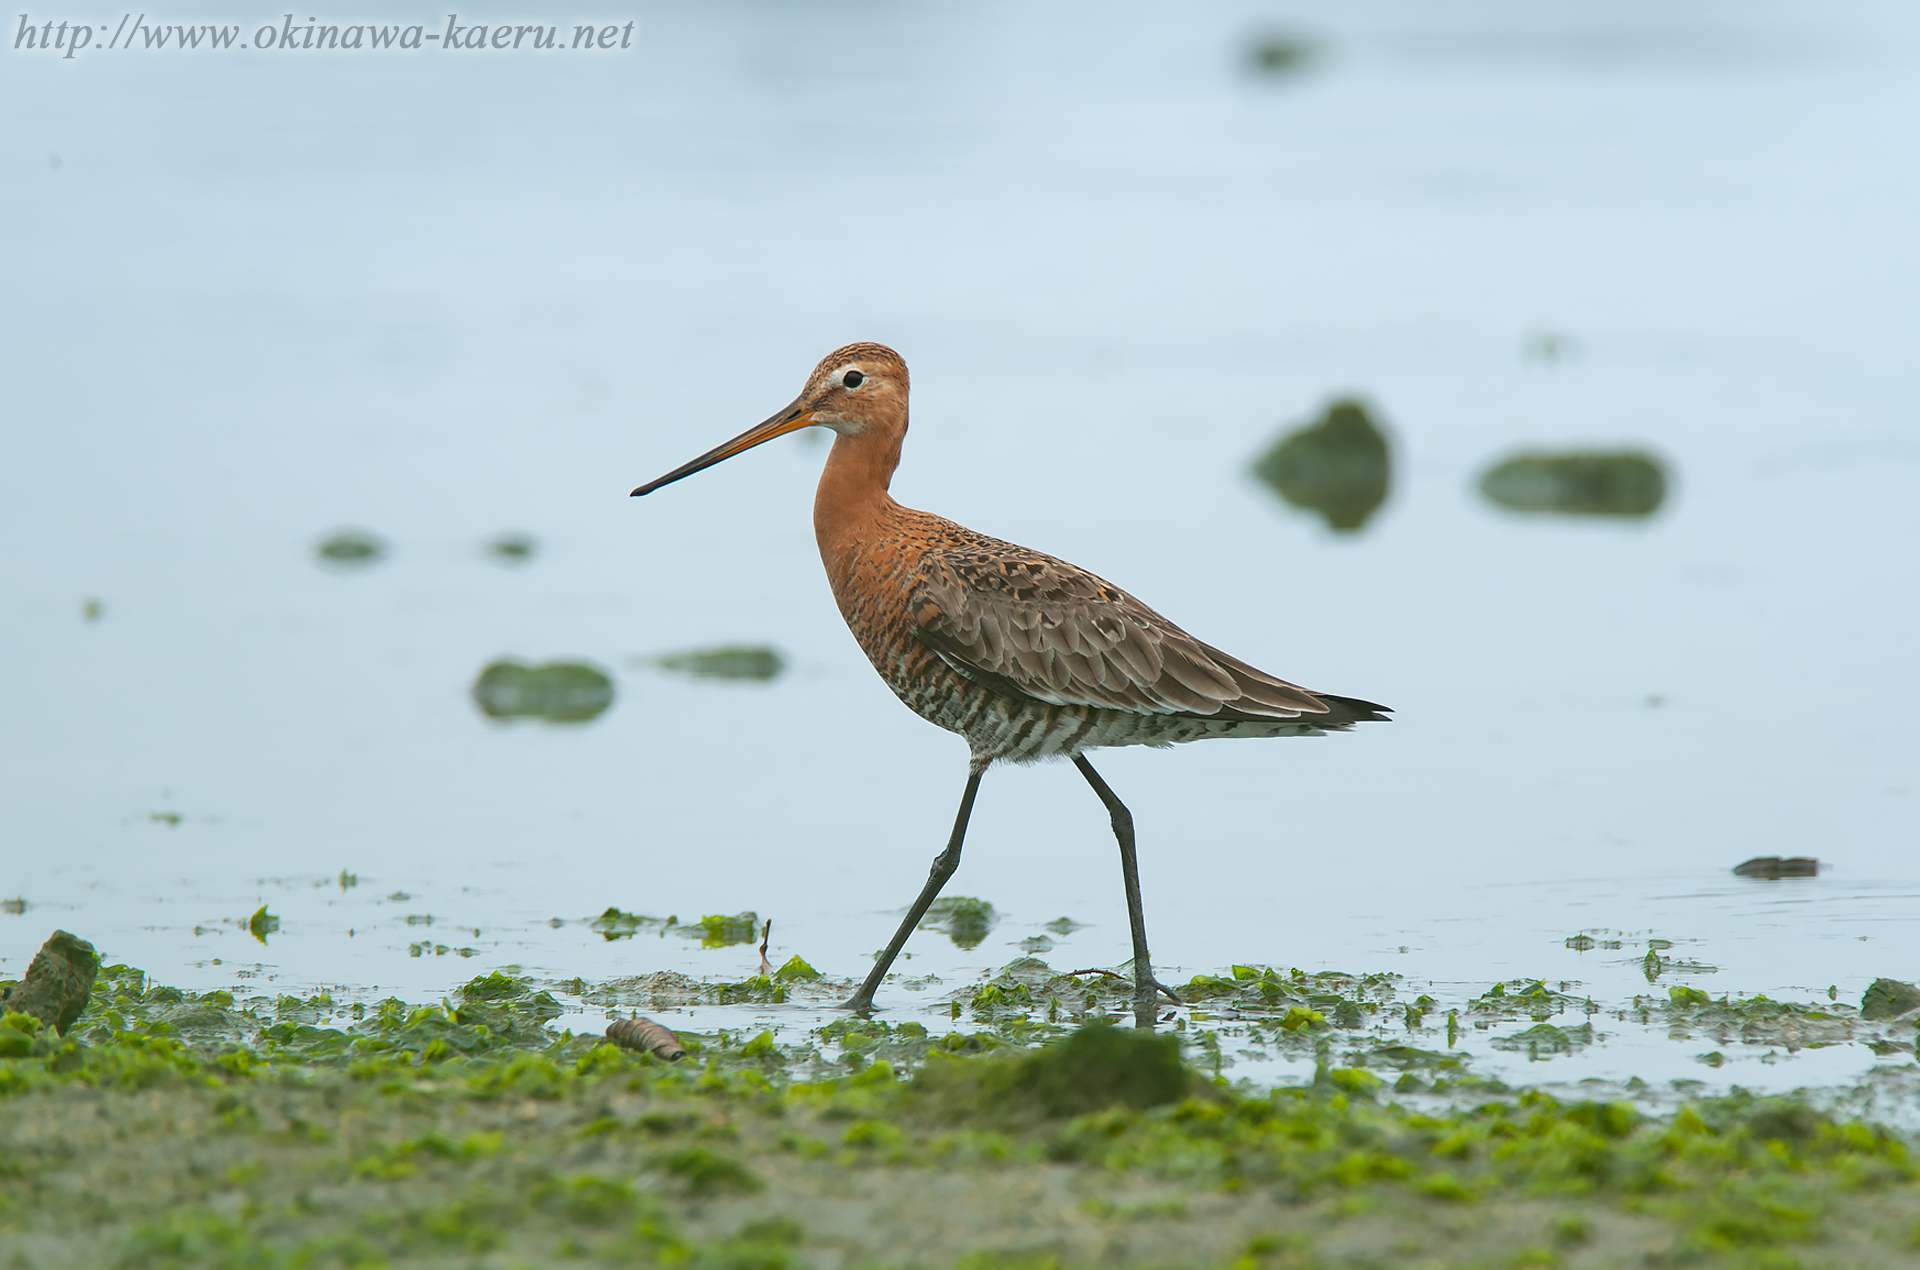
(3, 0, 1917, 1093)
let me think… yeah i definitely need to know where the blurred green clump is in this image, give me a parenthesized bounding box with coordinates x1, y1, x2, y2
(486, 532, 537, 563)
(1478, 451, 1667, 517)
(915, 1020, 1190, 1121)
(315, 528, 387, 568)
(1252, 398, 1391, 532)
(471, 659, 615, 723)
(651, 646, 785, 682)
(920, 897, 996, 950)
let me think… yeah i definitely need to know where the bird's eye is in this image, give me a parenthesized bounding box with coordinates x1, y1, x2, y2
(842, 370, 865, 389)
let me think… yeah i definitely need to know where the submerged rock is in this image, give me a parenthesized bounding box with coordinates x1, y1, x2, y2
(1732, 856, 1820, 880)
(471, 659, 615, 723)
(1860, 978, 1920, 1021)
(1252, 398, 1392, 532)
(1478, 451, 1667, 517)
(0, 930, 100, 1035)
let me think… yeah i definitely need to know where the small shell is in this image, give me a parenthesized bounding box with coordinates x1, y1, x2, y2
(606, 1015, 686, 1061)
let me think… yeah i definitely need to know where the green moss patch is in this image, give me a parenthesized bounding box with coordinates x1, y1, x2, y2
(2, 963, 1918, 1268)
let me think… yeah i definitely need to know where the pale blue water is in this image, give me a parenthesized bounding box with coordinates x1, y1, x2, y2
(3, 0, 1917, 1090)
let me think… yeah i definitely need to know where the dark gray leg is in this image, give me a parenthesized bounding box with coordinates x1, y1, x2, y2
(1074, 755, 1182, 1027)
(841, 766, 985, 1013)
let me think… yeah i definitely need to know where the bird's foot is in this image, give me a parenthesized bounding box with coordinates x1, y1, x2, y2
(836, 994, 876, 1014)
(1128, 977, 1183, 1030)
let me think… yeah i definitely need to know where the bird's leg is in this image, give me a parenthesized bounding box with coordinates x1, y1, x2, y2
(840, 765, 985, 1014)
(1073, 755, 1183, 1029)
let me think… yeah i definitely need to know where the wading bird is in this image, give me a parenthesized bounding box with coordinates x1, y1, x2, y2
(632, 344, 1388, 1024)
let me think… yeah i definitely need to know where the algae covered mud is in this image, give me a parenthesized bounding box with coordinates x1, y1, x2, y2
(6, 940, 1920, 1268)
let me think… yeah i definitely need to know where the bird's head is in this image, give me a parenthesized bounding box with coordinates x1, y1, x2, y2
(631, 342, 909, 497)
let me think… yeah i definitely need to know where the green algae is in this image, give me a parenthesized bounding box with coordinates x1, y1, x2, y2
(919, 1021, 1190, 1119)
(470, 659, 615, 723)
(245, 906, 278, 943)
(590, 906, 667, 941)
(1247, 32, 1317, 75)
(1479, 450, 1668, 517)
(657, 1144, 764, 1196)
(775, 956, 820, 982)
(684, 912, 760, 949)
(1251, 398, 1392, 533)
(650, 645, 786, 682)
(484, 532, 536, 563)
(314, 528, 386, 568)
(920, 896, 996, 950)
(1490, 1021, 1597, 1061)
(587, 910, 775, 954)
(1647, 989, 1868, 1053)
(3, 962, 1919, 1269)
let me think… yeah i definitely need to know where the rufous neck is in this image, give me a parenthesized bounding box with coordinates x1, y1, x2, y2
(813, 425, 903, 544)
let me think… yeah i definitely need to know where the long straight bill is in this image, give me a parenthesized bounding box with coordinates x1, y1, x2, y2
(630, 399, 816, 497)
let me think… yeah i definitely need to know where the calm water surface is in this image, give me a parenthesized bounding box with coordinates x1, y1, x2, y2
(3, 0, 1916, 1090)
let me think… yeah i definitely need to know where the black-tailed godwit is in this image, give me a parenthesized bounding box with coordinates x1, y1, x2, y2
(632, 343, 1389, 1023)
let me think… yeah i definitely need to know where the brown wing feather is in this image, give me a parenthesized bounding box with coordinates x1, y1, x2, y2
(908, 534, 1335, 721)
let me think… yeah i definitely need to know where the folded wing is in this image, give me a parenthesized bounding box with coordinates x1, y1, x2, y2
(907, 537, 1342, 721)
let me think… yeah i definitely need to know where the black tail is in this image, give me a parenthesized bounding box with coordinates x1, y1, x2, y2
(1312, 693, 1393, 728)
